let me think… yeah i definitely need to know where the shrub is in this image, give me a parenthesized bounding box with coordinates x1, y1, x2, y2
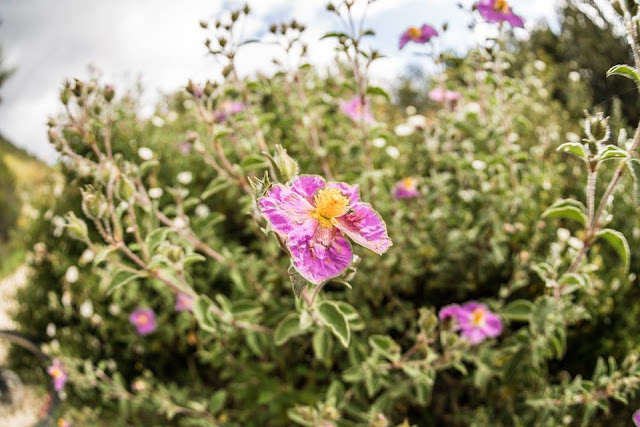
(13, 1, 640, 426)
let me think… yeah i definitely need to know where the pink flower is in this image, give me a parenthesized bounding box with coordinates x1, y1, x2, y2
(428, 88, 462, 103)
(476, 0, 524, 28)
(47, 359, 67, 391)
(214, 101, 245, 123)
(340, 97, 374, 123)
(57, 419, 71, 427)
(175, 293, 194, 312)
(399, 24, 438, 49)
(439, 301, 502, 344)
(129, 308, 157, 336)
(634, 410, 640, 427)
(392, 178, 420, 200)
(259, 175, 392, 284)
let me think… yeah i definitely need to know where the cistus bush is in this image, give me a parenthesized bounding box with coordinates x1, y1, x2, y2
(12, 0, 640, 426)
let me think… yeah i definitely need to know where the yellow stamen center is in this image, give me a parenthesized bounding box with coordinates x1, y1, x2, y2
(408, 27, 422, 39)
(311, 187, 349, 227)
(402, 177, 416, 189)
(471, 308, 486, 327)
(50, 368, 62, 379)
(58, 419, 67, 427)
(493, 0, 510, 13)
(137, 314, 148, 325)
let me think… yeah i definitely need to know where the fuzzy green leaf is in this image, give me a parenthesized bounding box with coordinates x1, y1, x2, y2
(274, 313, 304, 346)
(317, 301, 350, 348)
(596, 228, 630, 272)
(627, 159, 640, 207)
(607, 64, 640, 90)
(501, 300, 533, 322)
(557, 142, 586, 159)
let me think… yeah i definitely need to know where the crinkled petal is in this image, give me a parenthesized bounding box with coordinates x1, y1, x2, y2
(258, 184, 314, 235)
(439, 304, 462, 321)
(483, 312, 503, 337)
(399, 32, 410, 49)
(334, 202, 392, 254)
(418, 24, 438, 42)
(505, 13, 524, 28)
(461, 328, 487, 344)
(287, 220, 352, 285)
(291, 175, 326, 202)
(327, 181, 360, 204)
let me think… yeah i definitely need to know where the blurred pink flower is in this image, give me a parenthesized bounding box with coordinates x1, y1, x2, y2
(57, 419, 71, 427)
(129, 308, 157, 336)
(175, 293, 195, 312)
(439, 301, 502, 344)
(634, 410, 640, 427)
(47, 358, 67, 391)
(429, 88, 462, 103)
(214, 101, 245, 123)
(392, 178, 420, 200)
(399, 24, 438, 49)
(476, 0, 524, 28)
(340, 97, 374, 123)
(259, 175, 391, 284)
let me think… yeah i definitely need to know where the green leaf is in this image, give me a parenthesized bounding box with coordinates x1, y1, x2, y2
(316, 301, 350, 348)
(557, 142, 586, 159)
(202, 176, 232, 200)
(366, 86, 390, 102)
(312, 328, 333, 361)
(501, 300, 533, 322)
(93, 245, 118, 266)
(145, 227, 171, 254)
(208, 390, 227, 414)
(288, 265, 308, 299)
(231, 299, 263, 319)
(607, 64, 640, 90)
(596, 228, 630, 272)
(321, 32, 349, 40)
(368, 335, 401, 362)
(108, 269, 146, 294)
(193, 295, 217, 333)
(542, 206, 587, 226)
(599, 145, 628, 161)
(240, 154, 269, 171)
(626, 159, 640, 207)
(274, 313, 304, 346)
(182, 253, 206, 266)
(138, 159, 159, 177)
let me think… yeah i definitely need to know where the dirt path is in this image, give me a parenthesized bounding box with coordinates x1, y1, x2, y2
(0, 266, 44, 426)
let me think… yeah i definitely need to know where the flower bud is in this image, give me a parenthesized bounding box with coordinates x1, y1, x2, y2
(243, 4, 250, 14)
(81, 186, 108, 219)
(222, 64, 233, 78)
(199, 20, 208, 29)
(272, 145, 299, 182)
(204, 80, 215, 97)
(119, 178, 136, 202)
(326, 3, 336, 11)
(72, 79, 83, 97)
(64, 212, 89, 240)
(584, 111, 610, 144)
(231, 11, 240, 22)
(270, 24, 278, 33)
(60, 88, 71, 105)
(104, 84, 115, 102)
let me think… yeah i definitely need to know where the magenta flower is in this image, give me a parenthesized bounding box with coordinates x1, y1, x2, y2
(47, 359, 67, 391)
(129, 308, 157, 336)
(214, 100, 245, 123)
(259, 175, 392, 284)
(476, 0, 524, 28)
(634, 410, 640, 427)
(428, 88, 462, 103)
(439, 302, 502, 344)
(340, 97, 374, 123)
(392, 178, 420, 200)
(175, 293, 194, 312)
(399, 24, 438, 49)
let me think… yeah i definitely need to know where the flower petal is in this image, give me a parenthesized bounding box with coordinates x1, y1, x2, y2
(327, 181, 360, 204)
(399, 32, 410, 49)
(258, 184, 314, 235)
(334, 202, 392, 254)
(290, 175, 326, 202)
(287, 220, 353, 285)
(439, 304, 462, 321)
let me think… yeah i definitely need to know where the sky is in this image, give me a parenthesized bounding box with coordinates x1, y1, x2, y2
(0, 0, 558, 162)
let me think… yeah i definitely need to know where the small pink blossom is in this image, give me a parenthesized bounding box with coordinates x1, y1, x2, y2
(476, 0, 524, 28)
(259, 175, 392, 284)
(175, 293, 195, 312)
(340, 97, 374, 123)
(214, 101, 245, 123)
(392, 178, 420, 200)
(439, 301, 502, 344)
(429, 88, 462, 103)
(634, 410, 640, 427)
(399, 24, 438, 49)
(129, 308, 157, 336)
(47, 359, 67, 391)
